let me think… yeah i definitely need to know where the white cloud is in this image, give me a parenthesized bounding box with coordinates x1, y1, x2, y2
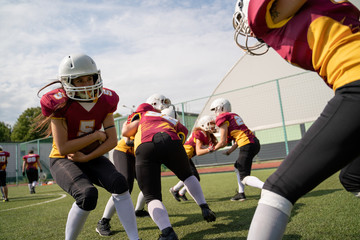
(0, 0, 240, 126)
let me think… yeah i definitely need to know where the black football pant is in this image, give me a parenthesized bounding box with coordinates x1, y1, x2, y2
(50, 156, 129, 211)
(264, 80, 360, 204)
(135, 132, 193, 204)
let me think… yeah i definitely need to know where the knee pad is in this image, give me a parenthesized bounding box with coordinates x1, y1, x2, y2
(110, 172, 129, 194)
(259, 189, 293, 217)
(77, 186, 98, 211)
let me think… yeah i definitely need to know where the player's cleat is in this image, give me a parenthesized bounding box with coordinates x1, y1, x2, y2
(96, 218, 113, 236)
(3, 198, 9, 202)
(230, 191, 246, 201)
(135, 209, 150, 217)
(158, 227, 178, 240)
(169, 187, 181, 202)
(200, 204, 216, 222)
(30, 187, 35, 194)
(179, 193, 188, 201)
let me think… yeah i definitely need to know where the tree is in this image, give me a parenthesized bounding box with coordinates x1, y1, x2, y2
(11, 107, 46, 142)
(0, 122, 11, 142)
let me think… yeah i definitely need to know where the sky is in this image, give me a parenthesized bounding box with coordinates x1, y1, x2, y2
(0, 0, 241, 127)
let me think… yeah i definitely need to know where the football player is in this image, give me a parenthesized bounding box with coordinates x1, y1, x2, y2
(122, 102, 216, 240)
(22, 150, 43, 194)
(0, 145, 10, 202)
(210, 98, 264, 201)
(169, 115, 218, 202)
(36, 53, 139, 240)
(232, 0, 360, 239)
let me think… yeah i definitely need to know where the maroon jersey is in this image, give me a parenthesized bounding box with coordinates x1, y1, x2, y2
(23, 154, 40, 170)
(248, 0, 360, 90)
(134, 110, 188, 151)
(184, 129, 212, 159)
(40, 88, 119, 157)
(215, 112, 255, 148)
(0, 151, 10, 171)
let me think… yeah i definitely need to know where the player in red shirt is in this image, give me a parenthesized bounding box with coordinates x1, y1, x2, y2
(122, 101, 216, 240)
(169, 115, 218, 202)
(210, 98, 264, 202)
(0, 145, 10, 202)
(233, 0, 360, 239)
(36, 54, 139, 240)
(22, 150, 42, 194)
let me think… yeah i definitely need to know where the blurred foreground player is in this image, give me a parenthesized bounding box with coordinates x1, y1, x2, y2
(233, 0, 360, 239)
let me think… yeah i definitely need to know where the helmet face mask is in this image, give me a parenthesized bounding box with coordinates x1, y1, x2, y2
(210, 98, 232, 116)
(59, 54, 103, 101)
(233, 0, 269, 55)
(198, 115, 216, 132)
(146, 94, 171, 111)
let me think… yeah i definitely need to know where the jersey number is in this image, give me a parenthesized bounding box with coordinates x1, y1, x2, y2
(77, 120, 96, 136)
(234, 115, 244, 126)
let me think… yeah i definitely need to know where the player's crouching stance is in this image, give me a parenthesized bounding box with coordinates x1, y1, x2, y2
(123, 100, 216, 240)
(35, 53, 140, 240)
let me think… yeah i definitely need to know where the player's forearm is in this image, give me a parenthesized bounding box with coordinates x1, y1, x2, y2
(57, 131, 103, 155)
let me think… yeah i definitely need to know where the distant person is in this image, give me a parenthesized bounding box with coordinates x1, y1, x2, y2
(210, 98, 264, 201)
(36, 53, 139, 240)
(169, 115, 218, 202)
(232, 0, 360, 239)
(122, 101, 216, 240)
(22, 150, 43, 194)
(0, 145, 10, 202)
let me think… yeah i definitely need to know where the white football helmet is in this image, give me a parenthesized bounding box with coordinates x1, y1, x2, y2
(146, 94, 171, 111)
(39, 172, 47, 181)
(58, 53, 103, 101)
(0, 145, 3, 151)
(210, 98, 232, 115)
(198, 115, 216, 132)
(233, 0, 269, 55)
(161, 105, 177, 119)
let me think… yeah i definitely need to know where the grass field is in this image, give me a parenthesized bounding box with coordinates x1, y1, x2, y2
(0, 168, 359, 240)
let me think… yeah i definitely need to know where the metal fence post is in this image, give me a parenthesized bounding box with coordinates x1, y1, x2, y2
(276, 79, 289, 155)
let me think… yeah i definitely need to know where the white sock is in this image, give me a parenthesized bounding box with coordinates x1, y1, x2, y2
(179, 186, 187, 196)
(235, 169, 245, 193)
(28, 184, 31, 191)
(247, 189, 293, 240)
(102, 196, 116, 219)
(65, 202, 90, 240)
(183, 175, 206, 205)
(148, 199, 171, 231)
(135, 191, 146, 211)
(32, 181, 37, 188)
(352, 191, 360, 198)
(173, 181, 184, 191)
(242, 176, 264, 189)
(113, 192, 139, 240)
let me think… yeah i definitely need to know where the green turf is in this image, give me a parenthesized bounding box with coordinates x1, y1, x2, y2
(0, 169, 359, 240)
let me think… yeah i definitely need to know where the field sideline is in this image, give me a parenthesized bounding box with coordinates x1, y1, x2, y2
(1, 167, 359, 240)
